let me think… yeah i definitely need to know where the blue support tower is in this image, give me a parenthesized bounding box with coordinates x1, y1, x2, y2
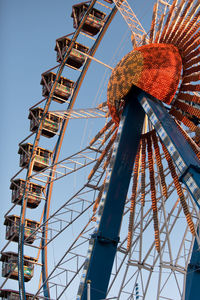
(79, 87, 145, 300)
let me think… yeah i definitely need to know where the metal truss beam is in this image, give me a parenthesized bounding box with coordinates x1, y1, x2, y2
(30, 146, 99, 184)
(112, 0, 147, 46)
(50, 106, 108, 120)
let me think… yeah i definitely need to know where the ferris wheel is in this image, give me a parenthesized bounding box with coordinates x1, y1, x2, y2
(1, 0, 200, 299)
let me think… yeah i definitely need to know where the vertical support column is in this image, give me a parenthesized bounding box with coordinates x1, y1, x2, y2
(80, 88, 145, 300)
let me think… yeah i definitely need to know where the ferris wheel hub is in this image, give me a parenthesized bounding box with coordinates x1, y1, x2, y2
(107, 43, 182, 124)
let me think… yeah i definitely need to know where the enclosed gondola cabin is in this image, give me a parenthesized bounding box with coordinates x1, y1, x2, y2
(71, 2, 106, 36)
(0, 289, 38, 300)
(4, 215, 39, 244)
(55, 36, 89, 69)
(40, 71, 74, 104)
(10, 179, 44, 208)
(1, 252, 36, 282)
(18, 143, 52, 171)
(28, 107, 62, 138)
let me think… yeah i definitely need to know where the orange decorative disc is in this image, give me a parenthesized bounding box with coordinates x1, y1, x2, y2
(107, 43, 182, 124)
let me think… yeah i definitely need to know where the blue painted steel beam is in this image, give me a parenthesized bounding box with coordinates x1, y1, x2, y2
(137, 87, 200, 208)
(135, 86, 200, 300)
(80, 87, 145, 300)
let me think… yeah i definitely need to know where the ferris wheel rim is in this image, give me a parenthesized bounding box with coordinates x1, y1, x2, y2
(16, 2, 118, 299)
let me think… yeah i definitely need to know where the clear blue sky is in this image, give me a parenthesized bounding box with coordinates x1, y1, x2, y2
(0, 0, 155, 240)
(0, 0, 156, 296)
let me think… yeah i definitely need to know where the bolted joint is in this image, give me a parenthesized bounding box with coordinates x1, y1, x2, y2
(179, 164, 200, 183)
(91, 232, 119, 245)
(188, 262, 200, 272)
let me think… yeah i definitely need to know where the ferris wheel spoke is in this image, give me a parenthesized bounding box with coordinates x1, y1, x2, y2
(29, 127, 113, 184)
(107, 184, 176, 294)
(51, 106, 108, 120)
(30, 148, 99, 184)
(112, 0, 148, 46)
(33, 162, 107, 249)
(106, 184, 198, 299)
(35, 221, 95, 299)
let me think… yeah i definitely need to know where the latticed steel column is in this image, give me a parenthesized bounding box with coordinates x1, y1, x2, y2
(112, 0, 147, 46)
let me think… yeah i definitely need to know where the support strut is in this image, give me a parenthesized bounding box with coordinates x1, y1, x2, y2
(79, 87, 145, 300)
